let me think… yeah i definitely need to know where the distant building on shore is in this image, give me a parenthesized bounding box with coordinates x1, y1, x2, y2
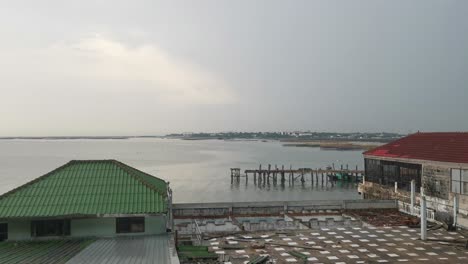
(360, 132, 468, 228)
(0, 160, 173, 241)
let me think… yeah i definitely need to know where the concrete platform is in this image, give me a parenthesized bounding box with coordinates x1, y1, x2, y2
(207, 226, 468, 263)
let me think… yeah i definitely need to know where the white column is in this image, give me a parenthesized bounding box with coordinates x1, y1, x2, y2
(453, 194, 458, 230)
(420, 187, 424, 197)
(394, 182, 398, 193)
(421, 196, 427, 241)
(410, 180, 415, 215)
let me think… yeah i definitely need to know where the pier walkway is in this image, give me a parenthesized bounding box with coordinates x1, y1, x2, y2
(230, 164, 364, 186)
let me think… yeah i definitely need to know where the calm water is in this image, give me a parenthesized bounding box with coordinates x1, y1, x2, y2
(0, 139, 363, 203)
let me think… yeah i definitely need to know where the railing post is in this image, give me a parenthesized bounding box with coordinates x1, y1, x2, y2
(410, 180, 415, 215)
(421, 196, 427, 241)
(453, 194, 458, 230)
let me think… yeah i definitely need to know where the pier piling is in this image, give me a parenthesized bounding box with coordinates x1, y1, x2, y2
(239, 163, 364, 188)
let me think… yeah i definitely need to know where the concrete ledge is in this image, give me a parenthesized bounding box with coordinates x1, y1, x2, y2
(173, 200, 397, 217)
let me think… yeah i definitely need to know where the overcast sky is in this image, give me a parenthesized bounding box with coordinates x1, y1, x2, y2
(0, 0, 467, 136)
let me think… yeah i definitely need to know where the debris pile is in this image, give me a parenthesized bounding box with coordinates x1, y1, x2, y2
(345, 209, 419, 226)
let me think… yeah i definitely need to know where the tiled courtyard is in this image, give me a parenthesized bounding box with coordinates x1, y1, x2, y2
(208, 225, 468, 263)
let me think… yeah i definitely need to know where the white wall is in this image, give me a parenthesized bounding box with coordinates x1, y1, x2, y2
(5, 215, 167, 241)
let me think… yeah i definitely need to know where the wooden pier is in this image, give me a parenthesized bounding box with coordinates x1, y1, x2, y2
(230, 164, 364, 187)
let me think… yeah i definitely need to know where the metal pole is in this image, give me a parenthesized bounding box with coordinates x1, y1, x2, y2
(421, 196, 427, 241)
(453, 194, 458, 230)
(411, 180, 415, 215)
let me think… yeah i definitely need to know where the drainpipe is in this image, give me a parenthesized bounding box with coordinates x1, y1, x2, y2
(410, 180, 415, 215)
(453, 194, 458, 230)
(421, 196, 427, 241)
(168, 184, 174, 232)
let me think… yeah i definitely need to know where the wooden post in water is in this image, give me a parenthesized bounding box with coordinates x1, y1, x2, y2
(259, 164, 262, 185)
(268, 164, 271, 179)
(355, 165, 359, 183)
(311, 170, 314, 185)
(281, 165, 285, 185)
(258, 164, 262, 184)
(315, 170, 319, 186)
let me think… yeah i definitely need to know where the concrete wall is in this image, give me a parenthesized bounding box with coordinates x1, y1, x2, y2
(145, 215, 167, 234)
(422, 165, 450, 200)
(71, 218, 115, 237)
(4, 215, 167, 241)
(5, 220, 30, 240)
(173, 200, 397, 218)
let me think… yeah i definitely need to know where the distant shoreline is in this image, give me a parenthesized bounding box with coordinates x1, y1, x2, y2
(0, 134, 396, 147)
(282, 141, 382, 151)
(0, 136, 163, 140)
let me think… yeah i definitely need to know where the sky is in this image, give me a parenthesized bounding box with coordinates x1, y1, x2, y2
(0, 0, 467, 136)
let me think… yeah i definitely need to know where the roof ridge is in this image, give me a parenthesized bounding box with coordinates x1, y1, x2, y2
(111, 160, 167, 197)
(0, 161, 75, 201)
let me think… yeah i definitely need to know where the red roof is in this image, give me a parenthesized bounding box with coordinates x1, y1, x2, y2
(364, 132, 468, 164)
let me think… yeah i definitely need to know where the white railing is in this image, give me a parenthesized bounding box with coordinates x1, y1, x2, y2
(193, 220, 202, 245)
(398, 201, 435, 221)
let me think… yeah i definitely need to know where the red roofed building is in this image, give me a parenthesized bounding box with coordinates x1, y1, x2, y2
(364, 132, 468, 165)
(361, 132, 468, 228)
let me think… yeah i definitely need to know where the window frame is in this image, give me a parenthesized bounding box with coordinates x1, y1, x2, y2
(451, 168, 468, 195)
(116, 217, 145, 234)
(31, 219, 71, 237)
(0, 223, 7, 241)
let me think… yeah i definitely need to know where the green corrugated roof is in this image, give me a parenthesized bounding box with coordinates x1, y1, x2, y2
(0, 160, 168, 218)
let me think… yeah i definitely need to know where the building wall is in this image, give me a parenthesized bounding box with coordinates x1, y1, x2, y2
(362, 156, 468, 228)
(4, 215, 167, 241)
(5, 220, 31, 240)
(71, 218, 116, 237)
(422, 165, 450, 200)
(72, 215, 166, 238)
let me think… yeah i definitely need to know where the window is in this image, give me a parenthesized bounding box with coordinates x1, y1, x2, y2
(31, 220, 70, 237)
(0, 223, 7, 241)
(451, 169, 468, 195)
(116, 217, 145, 233)
(364, 159, 421, 192)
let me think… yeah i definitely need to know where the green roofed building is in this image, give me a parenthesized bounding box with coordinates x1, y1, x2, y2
(0, 160, 173, 241)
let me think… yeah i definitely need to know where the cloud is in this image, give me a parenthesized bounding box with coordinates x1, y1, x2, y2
(43, 35, 236, 104)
